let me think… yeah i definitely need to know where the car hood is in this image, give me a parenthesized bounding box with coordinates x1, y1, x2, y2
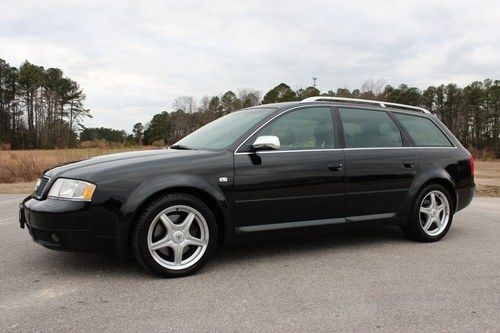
(45, 149, 226, 183)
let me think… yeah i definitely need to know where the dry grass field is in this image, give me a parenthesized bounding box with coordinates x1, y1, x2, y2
(0, 147, 153, 183)
(474, 160, 500, 197)
(0, 149, 498, 197)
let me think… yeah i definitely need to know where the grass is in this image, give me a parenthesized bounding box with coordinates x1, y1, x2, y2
(0, 149, 498, 197)
(474, 161, 500, 197)
(0, 147, 153, 183)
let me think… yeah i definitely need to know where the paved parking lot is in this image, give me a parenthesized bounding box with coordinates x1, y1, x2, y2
(0, 194, 499, 332)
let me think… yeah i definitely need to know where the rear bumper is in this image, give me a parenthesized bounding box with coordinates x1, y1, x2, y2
(456, 183, 475, 212)
(20, 196, 127, 254)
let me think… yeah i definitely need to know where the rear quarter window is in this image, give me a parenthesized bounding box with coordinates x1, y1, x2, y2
(395, 113, 453, 147)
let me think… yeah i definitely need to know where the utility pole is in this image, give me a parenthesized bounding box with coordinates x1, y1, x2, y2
(312, 77, 317, 87)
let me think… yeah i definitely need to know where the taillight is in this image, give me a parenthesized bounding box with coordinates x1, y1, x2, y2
(468, 154, 474, 177)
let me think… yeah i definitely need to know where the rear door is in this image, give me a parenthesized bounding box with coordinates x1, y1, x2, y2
(233, 106, 346, 232)
(338, 107, 419, 221)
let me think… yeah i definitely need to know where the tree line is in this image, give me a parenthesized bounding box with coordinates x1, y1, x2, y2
(1, 58, 498, 155)
(139, 79, 499, 155)
(0, 58, 90, 149)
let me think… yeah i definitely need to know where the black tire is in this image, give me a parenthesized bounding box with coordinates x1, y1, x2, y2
(131, 193, 218, 277)
(402, 184, 454, 242)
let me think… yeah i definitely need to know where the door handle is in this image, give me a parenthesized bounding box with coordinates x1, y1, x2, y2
(402, 160, 416, 168)
(327, 162, 343, 172)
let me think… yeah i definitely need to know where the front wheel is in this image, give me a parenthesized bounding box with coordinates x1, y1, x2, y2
(131, 194, 218, 277)
(402, 184, 454, 242)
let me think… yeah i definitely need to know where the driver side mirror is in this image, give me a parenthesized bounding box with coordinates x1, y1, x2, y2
(252, 135, 280, 151)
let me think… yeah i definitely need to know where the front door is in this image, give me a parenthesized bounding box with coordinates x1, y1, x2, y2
(232, 106, 345, 232)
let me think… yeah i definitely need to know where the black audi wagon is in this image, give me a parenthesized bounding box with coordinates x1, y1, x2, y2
(20, 97, 475, 277)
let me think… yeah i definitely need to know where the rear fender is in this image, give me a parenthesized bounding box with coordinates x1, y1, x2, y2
(397, 168, 456, 226)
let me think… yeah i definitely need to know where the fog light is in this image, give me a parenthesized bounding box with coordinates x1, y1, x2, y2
(51, 233, 59, 242)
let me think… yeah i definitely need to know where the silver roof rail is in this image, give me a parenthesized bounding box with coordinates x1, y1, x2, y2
(300, 96, 431, 114)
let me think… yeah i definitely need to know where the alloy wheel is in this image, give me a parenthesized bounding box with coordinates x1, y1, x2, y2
(419, 190, 450, 237)
(147, 205, 209, 270)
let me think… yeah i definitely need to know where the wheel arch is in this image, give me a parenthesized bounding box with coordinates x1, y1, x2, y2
(397, 170, 457, 227)
(120, 174, 231, 244)
(420, 178, 457, 211)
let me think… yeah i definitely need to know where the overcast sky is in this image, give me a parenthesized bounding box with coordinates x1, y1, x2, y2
(1, 0, 499, 131)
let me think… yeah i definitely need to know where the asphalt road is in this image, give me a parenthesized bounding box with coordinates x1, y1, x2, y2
(0, 195, 499, 332)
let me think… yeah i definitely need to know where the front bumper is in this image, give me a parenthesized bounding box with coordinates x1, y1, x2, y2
(20, 196, 127, 254)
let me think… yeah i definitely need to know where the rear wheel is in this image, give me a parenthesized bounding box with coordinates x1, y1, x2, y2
(131, 194, 218, 277)
(402, 184, 454, 242)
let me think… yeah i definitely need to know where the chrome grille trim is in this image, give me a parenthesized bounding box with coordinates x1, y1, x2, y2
(33, 175, 51, 198)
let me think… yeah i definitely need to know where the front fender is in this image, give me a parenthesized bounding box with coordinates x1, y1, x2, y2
(397, 168, 456, 226)
(119, 173, 230, 227)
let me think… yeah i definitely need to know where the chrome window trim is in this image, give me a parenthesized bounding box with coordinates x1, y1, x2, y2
(234, 146, 457, 155)
(235, 148, 342, 155)
(413, 146, 458, 149)
(343, 146, 457, 150)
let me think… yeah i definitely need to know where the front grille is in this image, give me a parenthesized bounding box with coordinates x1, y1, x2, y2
(34, 176, 50, 198)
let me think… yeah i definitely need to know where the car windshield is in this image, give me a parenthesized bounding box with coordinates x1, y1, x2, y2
(172, 107, 276, 150)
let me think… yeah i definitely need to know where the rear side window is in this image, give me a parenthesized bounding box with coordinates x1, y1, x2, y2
(258, 107, 334, 150)
(394, 113, 452, 147)
(339, 108, 402, 148)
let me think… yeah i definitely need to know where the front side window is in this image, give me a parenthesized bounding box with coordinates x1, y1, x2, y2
(340, 108, 402, 148)
(395, 113, 453, 147)
(257, 107, 335, 150)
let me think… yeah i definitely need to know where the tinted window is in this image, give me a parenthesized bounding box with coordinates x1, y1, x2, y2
(340, 108, 402, 148)
(258, 107, 334, 150)
(174, 107, 276, 150)
(395, 113, 452, 147)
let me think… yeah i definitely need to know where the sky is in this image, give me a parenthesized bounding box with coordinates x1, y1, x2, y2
(1, 0, 499, 132)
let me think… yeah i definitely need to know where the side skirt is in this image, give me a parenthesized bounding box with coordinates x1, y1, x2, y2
(235, 213, 396, 233)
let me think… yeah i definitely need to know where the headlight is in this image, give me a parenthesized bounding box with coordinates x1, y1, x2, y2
(48, 178, 96, 201)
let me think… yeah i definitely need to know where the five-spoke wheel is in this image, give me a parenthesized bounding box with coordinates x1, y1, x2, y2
(419, 190, 450, 237)
(132, 194, 218, 277)
(147, 205, 209, 270)
(402, 184, 454, 242)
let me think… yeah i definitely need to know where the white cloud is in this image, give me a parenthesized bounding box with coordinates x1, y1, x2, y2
(1, 0, 499, 131)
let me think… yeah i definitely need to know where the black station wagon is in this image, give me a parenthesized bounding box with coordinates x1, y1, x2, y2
(20, 97, 475, 277)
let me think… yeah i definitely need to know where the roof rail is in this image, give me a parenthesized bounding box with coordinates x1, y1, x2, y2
(300, 96, 431, 114)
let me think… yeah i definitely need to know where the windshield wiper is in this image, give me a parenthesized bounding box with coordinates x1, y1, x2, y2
(169, 144, 193, 150)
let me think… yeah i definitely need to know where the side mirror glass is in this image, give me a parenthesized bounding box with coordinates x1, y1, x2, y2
(252, 135, 280, 151)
